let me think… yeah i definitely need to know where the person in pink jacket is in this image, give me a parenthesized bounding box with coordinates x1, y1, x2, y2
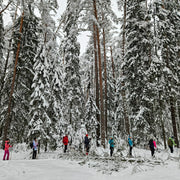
(153, 140, 157, 149)
(3, 139, 12, 160)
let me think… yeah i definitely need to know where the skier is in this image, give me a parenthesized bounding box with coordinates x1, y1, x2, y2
(3, 139, 12, 160)
(148, 138, 155, 157)
(84, 134, 90, 155)
(128, 135, 133, 156)
(168, 136, 176, 153)
(63, 134, 69, 153)
(32, 137, 38, 159)
(109, 136, 114, 156)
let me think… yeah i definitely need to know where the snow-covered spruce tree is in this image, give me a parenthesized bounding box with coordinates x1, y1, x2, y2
(9, 7, 40, 142)
(49, 46, 64, 147)
(122, 0, 154, 141)
(29, 43, 62, 151)
(39, 0, 63, 150)
(84, 93, 99, 136)
(154, 0, 180, 147)
(29, 0, 62, 151)
(46, 38, 64, 150)
(28, 46, 53, 151)
(80, 38, 99, 134)
(62, 0, 84, 133)
(113, 41, 125, 137)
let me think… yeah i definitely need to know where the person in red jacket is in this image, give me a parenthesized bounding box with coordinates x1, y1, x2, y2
(63, 135, 69, 153)
(3, 139, 12, 160)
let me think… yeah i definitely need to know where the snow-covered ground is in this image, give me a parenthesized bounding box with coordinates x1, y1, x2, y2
(0, 145, 180, 180)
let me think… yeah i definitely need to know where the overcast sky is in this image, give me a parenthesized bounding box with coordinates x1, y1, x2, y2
(57, 0, 120, 55)
(2, 0, 120, 55)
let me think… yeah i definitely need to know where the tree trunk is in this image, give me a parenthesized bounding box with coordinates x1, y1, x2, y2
(3, 12, 24, 143)
(178, 101, 180, 127)
(69, 101, 72, 125)
(102, 27, 108, 137)
(159, 93, 166, 149)
(93, 22, 100, 145)
(170, 96, 179, 147)
(110, 46, 115, 79)
(121, 0, 130, 135)
(93, 0, 105, 147)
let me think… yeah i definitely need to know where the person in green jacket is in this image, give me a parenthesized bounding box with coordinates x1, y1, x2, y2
(168, 136, 177, 153)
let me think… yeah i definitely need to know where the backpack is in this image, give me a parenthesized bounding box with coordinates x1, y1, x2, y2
(168, 138, 173, 146)
(149, 139, 154, 148)
(30, 142, 33, 149)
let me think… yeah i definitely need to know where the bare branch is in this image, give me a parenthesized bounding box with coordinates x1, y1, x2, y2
(0, 1, 12, 15)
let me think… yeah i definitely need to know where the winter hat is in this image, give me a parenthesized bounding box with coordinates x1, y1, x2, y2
(86, 134, 88, 137)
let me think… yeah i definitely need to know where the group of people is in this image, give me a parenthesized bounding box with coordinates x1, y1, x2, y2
(148, 136, 177, 157)
(109, 135, 177, 158)
(108, 135, 133, 157)
(62, 134, 90, 155)
(2, 135, 177, 160)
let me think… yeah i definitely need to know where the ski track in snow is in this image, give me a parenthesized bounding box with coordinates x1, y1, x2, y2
(0, 158, 116, 180)
(0, 148, 180, 180)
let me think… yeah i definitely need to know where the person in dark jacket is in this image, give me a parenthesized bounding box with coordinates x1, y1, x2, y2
(109, 137, 114, 156)
(84, 134, 90, 155)
(149, 138, 155, 157)
(63, 135, 69, 153)
(128, 135, 133, 156)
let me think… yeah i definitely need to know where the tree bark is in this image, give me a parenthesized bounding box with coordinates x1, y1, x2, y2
(159, 93, 167, 149)
(93, 22, 100, 145)
(170, 96, 179, 147)
(121, 0, 130, 135)
(110, 46, 115, 79)
(102, 26, 107, 137)
(93, 0, 105, 147)
(3, 12, 24, 143)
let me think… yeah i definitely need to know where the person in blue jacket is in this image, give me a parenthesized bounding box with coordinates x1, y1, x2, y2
(32, 137, 38, 159)
(128, 135, 133, 156)
(109, 137, 114, 156)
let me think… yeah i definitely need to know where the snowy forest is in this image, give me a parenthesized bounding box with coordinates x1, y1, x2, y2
(0, 0, 180, 153)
